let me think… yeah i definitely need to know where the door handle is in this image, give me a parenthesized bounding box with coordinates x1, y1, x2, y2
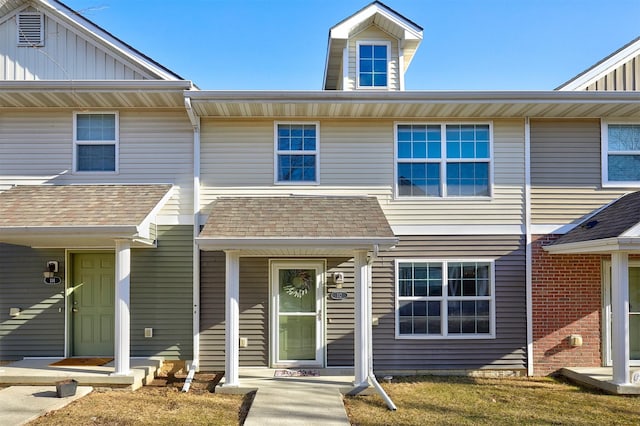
(72, 307, 79, 313)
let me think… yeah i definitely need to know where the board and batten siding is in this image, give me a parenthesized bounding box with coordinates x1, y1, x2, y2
(373, 235, 527, 372)
(0, 110, 194, 218)
(583, 54, 640, 91)
(130, 225, 193, 359)
(0, 10, 151, 80)
(346, 26, 400, 91)
(530, 119, 627, 225)
(200, 118, 525, 226)
(0, 245, 66, 360)
(199, 254, 354, 369)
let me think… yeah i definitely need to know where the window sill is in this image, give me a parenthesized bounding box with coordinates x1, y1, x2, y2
(395, 334, 496, 340)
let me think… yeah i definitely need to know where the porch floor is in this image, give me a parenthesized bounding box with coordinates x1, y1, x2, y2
(560, 367, 640, 395)
(0, 357, 163, 391)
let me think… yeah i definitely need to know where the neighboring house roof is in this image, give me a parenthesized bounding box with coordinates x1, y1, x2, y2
(545, 191, 640, 254)
(556, 35, 640, 91)
(185, 89, 640, 119)
(197, 196, 397, 254)
(0, 0, 185, 81)
(0, 184, 173, 247)
(323, 1, 423, 90)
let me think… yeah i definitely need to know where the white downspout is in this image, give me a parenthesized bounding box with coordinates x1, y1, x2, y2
(525, 117, 533, 377)
(183, 96, 201, 392)
(367, 245, 396, 411)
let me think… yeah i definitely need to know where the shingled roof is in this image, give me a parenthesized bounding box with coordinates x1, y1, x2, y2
(546, 191, 640, 254)
(0, 184, 172, 227)
(197, 196, 397, 253)
(0, 184, 172, 247)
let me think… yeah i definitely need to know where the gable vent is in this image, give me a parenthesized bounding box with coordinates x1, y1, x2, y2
(17, 12, 44, 46)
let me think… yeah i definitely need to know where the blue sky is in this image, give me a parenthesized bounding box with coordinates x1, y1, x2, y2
(64, 0, 640, 90)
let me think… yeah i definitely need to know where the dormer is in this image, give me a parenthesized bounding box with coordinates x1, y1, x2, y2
(323, 1, 423, 91)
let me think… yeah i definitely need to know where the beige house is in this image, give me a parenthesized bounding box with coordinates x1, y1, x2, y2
(1, 0, 640, 393)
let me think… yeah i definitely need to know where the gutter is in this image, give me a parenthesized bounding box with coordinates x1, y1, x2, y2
(367, 245, 397, 411)
(185, 96, 201, 386)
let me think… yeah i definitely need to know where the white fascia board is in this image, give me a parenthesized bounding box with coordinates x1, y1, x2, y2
(185, 89, 640, 103)
(392, 224, 524, 235)
(0, 225, 156, 248)
(621, 223, 640, 238)
(137, 185, 174, 239)
(558, 38, 640, 91)
(530, 223, 577, 235)
(542, 237, 635, 254)
(330, 4, 422, 41)
(195, 237, 398, 252)
(0, 80, 193, 91)
(38, 0, 181, 80)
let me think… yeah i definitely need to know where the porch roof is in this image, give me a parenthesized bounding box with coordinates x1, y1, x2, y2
(544, 191, 640, 254)
(196, 195, 397, 255)
(0, 184, 173, 248)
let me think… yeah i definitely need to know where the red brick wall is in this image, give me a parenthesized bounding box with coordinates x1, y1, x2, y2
(532, 234, 604, 375)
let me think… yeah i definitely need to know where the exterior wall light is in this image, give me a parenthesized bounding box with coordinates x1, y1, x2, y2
(44, 261, 61, 284)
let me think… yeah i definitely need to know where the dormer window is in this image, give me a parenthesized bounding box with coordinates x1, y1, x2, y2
(357, 41, 390, 88)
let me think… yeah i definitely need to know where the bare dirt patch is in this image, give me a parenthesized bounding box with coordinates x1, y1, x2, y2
(28, 362, 252, 426)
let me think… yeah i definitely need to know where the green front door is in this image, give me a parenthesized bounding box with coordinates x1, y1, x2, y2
(71, 253, 115, 356)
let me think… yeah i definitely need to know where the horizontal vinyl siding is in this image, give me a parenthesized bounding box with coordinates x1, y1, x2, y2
(200, 119, 525, 226)
(530, 119, 627, 224)
(0, 245, 66, 360)
(347, 26, 399, 91)
(373, 235, 527, 371)
(200, 253, 269, 369)
(0, 110, 193, 217)
(585, 54, 640, 91)
(130, 225, 193, 359)
(0, 12, 149, 80)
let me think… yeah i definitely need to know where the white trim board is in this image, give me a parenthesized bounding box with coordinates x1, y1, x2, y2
(392, 225, 523, 236)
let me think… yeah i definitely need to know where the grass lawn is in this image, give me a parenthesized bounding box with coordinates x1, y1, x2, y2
(27, 371, 249, 426)
(344, 375, 640, 425)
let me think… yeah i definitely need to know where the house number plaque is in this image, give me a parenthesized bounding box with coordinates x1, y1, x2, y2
(329, 291, 348, 300)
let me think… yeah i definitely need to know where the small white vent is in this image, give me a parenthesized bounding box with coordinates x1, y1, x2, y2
(17, 12, 44, 46)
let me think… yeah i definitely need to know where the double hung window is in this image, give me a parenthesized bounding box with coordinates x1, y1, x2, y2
(602, 122, 640, 186)
(396, 260, 495, 339)
(73, 113, 118, 172)
(275, 123, 319, 183)
(396, 123, 491, 197)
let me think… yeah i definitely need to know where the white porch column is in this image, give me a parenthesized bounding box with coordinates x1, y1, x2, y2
(224, 251, 240, 387)
(611, 251, 630, 385)
(354, 250, 370, 387)
(113, 239, 131, 376)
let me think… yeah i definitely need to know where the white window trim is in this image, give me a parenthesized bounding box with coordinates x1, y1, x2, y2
(273, 121, 320, 185)
(601, 119, 640, 188)
(393, 121, 494, 199)
(355, 40, 391, 90)
(72, 111, 119, 174)
(394, 258, 497, 340)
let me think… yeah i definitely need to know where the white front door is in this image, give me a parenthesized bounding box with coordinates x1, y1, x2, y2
(603, 262, 640, 366)
(271, 260, 324, 367)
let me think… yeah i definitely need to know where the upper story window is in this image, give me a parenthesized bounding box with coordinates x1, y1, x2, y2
(396, 123, 492, 198)
(275, 122, 319, 184)
(73, 112, 118, 173)
(357, 41, 390, 89)
(602, 122, 640, 186)
(396, 259, 495, 339)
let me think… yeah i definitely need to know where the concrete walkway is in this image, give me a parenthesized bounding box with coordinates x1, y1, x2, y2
(220, 369, 353, 425)
(0, 385, 92, 425)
